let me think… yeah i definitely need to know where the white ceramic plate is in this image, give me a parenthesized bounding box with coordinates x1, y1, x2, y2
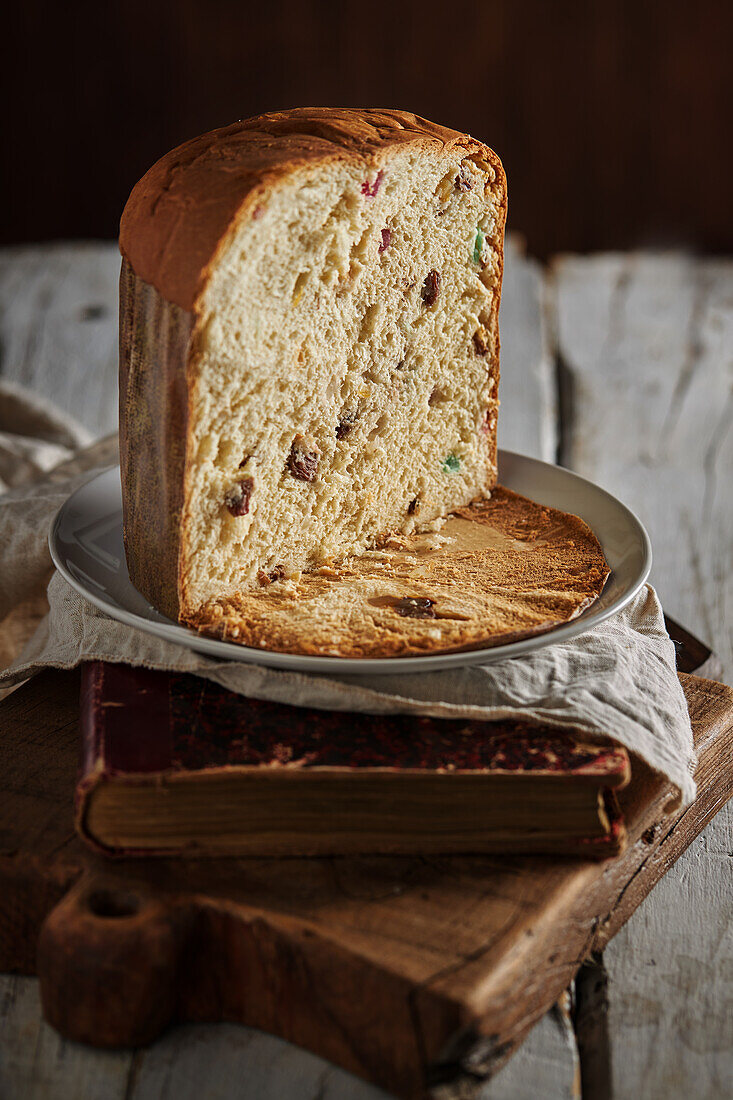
(49, 451, 651, 675)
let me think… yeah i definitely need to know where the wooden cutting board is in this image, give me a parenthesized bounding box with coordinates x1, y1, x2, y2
(1, 668, 732, 1100)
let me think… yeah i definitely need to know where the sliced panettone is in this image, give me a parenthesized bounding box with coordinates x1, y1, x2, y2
(119, 107, 507, 626)
(190, 487, 611, 658)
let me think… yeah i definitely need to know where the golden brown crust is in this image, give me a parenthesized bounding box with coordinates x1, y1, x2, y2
(119, 260, 193, 619)
(119, 106, 506, 312)
(187, 487, 610, 659)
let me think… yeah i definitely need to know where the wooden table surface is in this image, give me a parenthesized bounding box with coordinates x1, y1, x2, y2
(0, 240, 730, 1099)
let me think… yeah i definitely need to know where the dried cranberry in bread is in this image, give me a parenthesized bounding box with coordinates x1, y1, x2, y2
(119, 107, 507, 623)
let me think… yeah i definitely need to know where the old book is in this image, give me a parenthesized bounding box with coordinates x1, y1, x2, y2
(77, 660, 630, 857)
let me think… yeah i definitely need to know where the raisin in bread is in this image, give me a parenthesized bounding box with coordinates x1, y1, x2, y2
(119, 107, 507, 624)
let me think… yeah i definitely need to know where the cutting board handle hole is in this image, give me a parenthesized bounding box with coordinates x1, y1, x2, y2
(87, 888, 141, 919)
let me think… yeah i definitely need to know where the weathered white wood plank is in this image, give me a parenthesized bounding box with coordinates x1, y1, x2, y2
(127, 992, 581, 1100)
(480, 994, 580, 1099)
(128, 1022, 390, 1100)
(0, 974, 131, 1100)
(0, 243, 120, 438)
(553, 252, 733, 1100)
(0, 979, 582, 1100)
(601, 806, 733, 1100)
(552, 252, 733, 681)
(498, 235, 557, 462)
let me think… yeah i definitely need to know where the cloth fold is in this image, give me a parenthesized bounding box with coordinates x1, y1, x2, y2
(0, 381, 697, 806)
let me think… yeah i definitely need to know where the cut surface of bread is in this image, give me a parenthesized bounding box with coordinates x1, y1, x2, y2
(119, 108, 507, 624)
(190, 487, 610, 658)
(184, 144, 504, 611)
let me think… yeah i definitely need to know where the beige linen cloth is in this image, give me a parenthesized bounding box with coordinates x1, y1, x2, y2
(0, 381, 697, 806)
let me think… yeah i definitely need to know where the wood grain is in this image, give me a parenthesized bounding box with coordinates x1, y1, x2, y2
(0, 244, 120, 436)
(553, 252, 733, 1099)
(552, 253, 733, 679)
(0, 977, 583, 1100)
(0, 668, 730, 1100)
(462, 995, 580, 1100)
(0, 974, 131, 1100)
(601, 807, 733, 1100)
(497, 238, 557, 462)
(0, 975, 578, 1100)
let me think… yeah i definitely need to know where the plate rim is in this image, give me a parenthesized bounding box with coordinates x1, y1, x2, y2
(48, 451, 652, 675)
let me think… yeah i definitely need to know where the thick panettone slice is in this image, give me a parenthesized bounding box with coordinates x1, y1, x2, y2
(119, 107, 507, 624)
(190, 487, 610, 658)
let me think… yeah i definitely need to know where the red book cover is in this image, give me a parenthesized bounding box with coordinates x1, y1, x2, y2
(76, 661, 629, 858)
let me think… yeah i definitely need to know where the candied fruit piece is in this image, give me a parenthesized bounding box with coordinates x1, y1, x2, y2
(408, 496, 420, 515)
(441, 453, 460, 473)
(224, 476, 254, 516)
(473, 229, 485, 264)
(482, 408, 497, 434)
(395, 597, 436, 619)
(421, 270, 441, 307)
(455, 166, 473, 192)
(361, 170, 384, 198)
(258, 565, 286, 585)
(473, 328, 490, 355)
(336, 411, 358, 439)
(379, 227, 391, 253)
(287, 435, 320, 481)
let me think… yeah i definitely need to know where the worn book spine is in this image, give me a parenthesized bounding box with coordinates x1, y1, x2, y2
(76, 661, 630, 858)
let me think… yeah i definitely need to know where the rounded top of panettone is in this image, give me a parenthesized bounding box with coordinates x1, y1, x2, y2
(119, 106, 504, 311)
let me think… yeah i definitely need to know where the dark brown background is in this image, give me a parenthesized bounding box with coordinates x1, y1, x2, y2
(4, 0, 732, 257)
